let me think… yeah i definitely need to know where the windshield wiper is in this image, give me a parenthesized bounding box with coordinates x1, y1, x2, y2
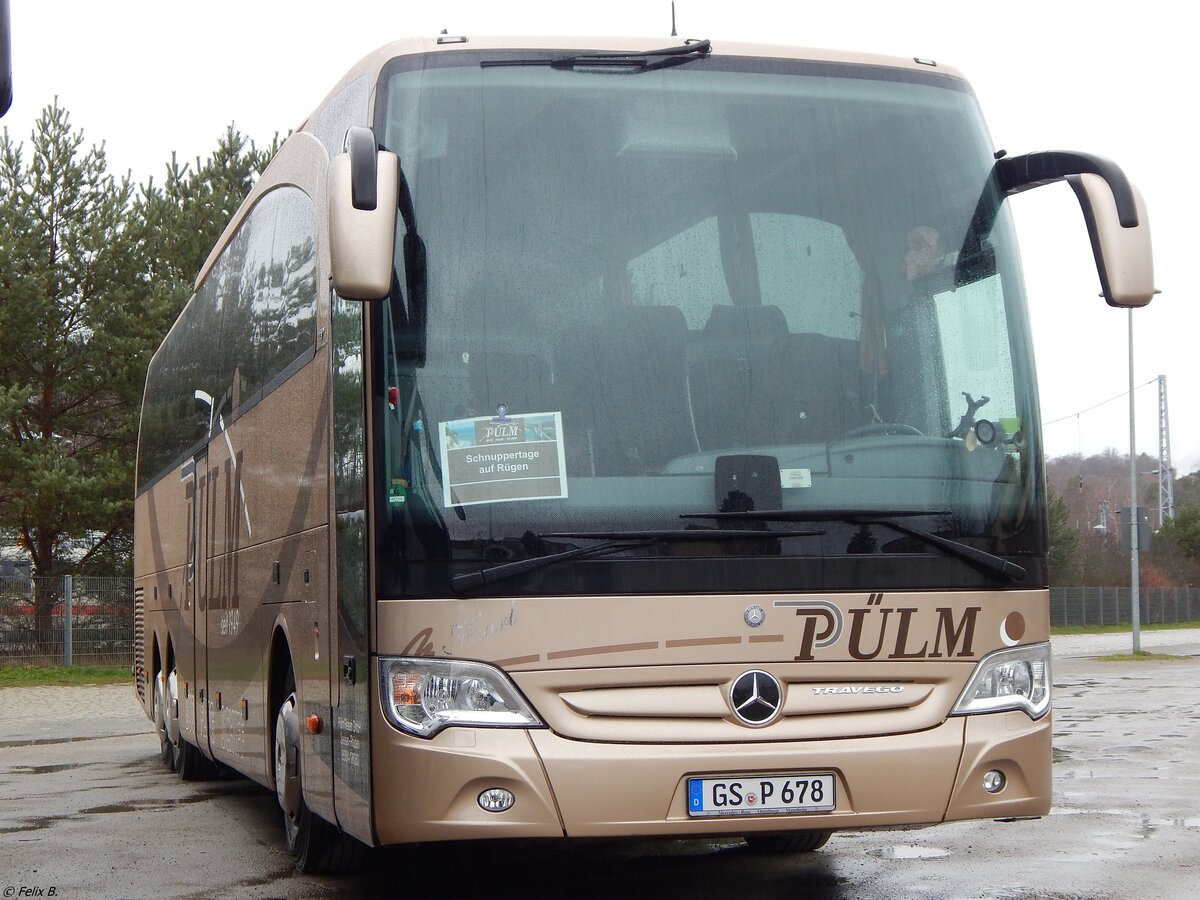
(481, 40, 712, 71)
(679, 508, 1026, 582)
(450, 524, 822, 594)
(546, 527, 822, 541)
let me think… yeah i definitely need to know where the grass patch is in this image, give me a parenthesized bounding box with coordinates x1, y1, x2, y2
(1093, 651, 1192, 662)
(1051, 620, 1200, 636)
(0, 665, 131, 687)
(1092, 650, 1193, 662)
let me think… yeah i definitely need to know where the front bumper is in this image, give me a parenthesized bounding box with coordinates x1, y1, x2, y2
(370, 699, 1050, 844)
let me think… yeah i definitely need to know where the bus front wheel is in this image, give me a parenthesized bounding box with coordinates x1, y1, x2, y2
(745, 831, 833, 853)
(273, 675, 362, 873)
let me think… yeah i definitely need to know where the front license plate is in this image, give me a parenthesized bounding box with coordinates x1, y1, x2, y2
(687, 773, 836, 817)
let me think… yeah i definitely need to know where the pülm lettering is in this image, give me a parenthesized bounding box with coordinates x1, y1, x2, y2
(483, 424, 521, 440)
(794, 605, 981, 661)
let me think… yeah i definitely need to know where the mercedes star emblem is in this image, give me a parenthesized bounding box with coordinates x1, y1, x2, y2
(730, 670, 783, 727)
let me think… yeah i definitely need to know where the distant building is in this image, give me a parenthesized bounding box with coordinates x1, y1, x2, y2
(0, 558, 32, 579)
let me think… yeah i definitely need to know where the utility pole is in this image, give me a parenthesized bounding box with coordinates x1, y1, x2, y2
(1128, 310, 1141, 653)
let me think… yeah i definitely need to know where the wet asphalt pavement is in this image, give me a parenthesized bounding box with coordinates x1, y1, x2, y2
(0, 631, 1196, 899)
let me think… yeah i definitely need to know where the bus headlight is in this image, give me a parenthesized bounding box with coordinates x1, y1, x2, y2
(379, 657, 542, 738)
(951, 643, 1051, 720)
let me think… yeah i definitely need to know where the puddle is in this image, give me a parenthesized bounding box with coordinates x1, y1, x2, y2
(866, 844, 950, 859)
(1146, 816, 1200, 829)
(80, 794, 220, 816)
(1049, 808, 1200, 833)
(0, 819, 51, 835)
(234, 867, 296, 890)
(9, 764, 77, 775)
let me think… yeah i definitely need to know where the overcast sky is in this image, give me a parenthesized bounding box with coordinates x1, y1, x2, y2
(6, 1, 1193, 472)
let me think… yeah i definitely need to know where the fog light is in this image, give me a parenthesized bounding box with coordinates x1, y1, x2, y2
(478, 788, 515, 813)
(983, 770, 1006, 794)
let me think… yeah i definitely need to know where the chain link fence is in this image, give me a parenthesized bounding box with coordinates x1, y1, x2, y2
(1049, 586, 1200, 628)
(0, 575, 134, 667)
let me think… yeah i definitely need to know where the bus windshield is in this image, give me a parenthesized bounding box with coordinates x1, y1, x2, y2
(371, 52, 1044, 598)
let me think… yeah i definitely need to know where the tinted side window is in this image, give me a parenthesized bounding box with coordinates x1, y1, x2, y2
(312, 75, 370, 155)
(137, 187, 317, 491)
(259, 191, 317, 390)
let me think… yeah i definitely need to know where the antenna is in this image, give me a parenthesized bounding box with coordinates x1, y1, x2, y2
(671, 1, 677, 37)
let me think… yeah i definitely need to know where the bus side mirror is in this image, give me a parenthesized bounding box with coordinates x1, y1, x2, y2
(329, 126, 398, 300)
(990, 150, 1156, 308)
(1067, 173, 1156, 308)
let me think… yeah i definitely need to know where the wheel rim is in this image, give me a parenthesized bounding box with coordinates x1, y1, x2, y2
(274, 692, 302, 844)
(165, 667, 181, 753)
(154, 672, 171, 762)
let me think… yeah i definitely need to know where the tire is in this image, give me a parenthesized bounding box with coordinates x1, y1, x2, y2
(153, 670, 177, 772)
(176, 737, 219, 781)
(164, 664, 219, 781)
(745, 831, 833, 853)
(273, 673, 363, 873)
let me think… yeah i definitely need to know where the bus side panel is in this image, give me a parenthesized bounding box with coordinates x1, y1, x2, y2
(191, 453, 211, 756)
(133, 474, 189, 720)
(204, 442, 263, 777)
(178, 452, 207, 754)
(202, 357, 333, 795)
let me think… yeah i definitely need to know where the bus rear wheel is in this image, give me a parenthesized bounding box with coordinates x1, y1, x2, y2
(153, 670, 177, 772)
(745, 831, 833, 853)
(164, 664, 219, 781)
(176, 737, 218, 781)
(273, 675, 362, 873)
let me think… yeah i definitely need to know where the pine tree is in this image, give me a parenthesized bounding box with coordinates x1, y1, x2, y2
(0, 101, 146, 640)
(1, 104, 277, 624)
(135, 125, 278, 306)
(1046, 486, 1081, 585)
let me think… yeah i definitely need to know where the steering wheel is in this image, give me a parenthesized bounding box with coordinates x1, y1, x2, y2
(840, 422, 924, 439)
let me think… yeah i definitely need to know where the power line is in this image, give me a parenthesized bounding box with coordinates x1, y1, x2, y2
(1043, 378, 1158, 427)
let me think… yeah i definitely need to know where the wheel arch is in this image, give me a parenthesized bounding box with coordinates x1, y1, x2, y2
(267, 620, 295, 790)
(150, 631, 164, 707)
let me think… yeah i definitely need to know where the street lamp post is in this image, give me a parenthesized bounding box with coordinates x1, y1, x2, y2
(1128, 309, 1141, 654)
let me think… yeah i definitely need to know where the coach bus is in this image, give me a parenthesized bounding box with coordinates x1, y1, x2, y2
(133, 35, 1155, 871)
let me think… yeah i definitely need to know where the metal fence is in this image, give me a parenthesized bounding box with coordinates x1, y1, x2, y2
(1049, 586, 1200, 628)
(1, 575, 1196, 665)
(0, 575, 134, 667)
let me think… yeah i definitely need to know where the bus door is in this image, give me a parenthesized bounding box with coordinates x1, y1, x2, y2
(330, 292, 373, 843)
(182, 449, 212, 756)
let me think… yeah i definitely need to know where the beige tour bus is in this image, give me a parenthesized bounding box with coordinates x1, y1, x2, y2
(133, 35, 1155, 871)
